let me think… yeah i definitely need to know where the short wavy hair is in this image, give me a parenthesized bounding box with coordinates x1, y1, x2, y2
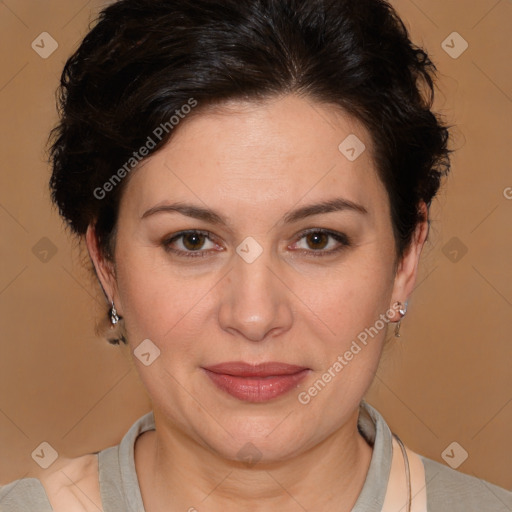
(49, 0, 451, 342)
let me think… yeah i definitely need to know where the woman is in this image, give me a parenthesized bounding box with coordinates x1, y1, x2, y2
(1, 0, 511, 510)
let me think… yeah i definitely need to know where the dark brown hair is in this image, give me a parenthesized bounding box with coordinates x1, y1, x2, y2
(49, 0, 451, 343)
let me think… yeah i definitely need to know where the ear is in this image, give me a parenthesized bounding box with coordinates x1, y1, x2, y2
(85, 224, 121, 313)
(389, 201, 429, 319)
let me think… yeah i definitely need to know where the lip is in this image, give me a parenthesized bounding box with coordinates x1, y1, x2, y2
(202, 362, 310, 402)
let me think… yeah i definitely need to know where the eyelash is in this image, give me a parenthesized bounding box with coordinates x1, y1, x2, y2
(292, 228, 351, 257)
(162, 228, 351, 259)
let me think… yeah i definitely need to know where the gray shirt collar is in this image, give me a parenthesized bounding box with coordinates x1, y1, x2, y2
(99, 400, 392, 512)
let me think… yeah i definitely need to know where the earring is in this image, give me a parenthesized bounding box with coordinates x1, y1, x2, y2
(394, 301, 408, 338)
(109, 299, 119, 325)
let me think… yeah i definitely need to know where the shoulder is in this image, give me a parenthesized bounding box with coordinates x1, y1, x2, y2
(420, 455, 512, 511)
(0, 477, 53, 511)
(0, 453, 101, 512)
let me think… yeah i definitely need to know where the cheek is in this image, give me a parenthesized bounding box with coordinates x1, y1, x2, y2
(113, 246, 191, 341)
(296, 252, 395, 404)
(303, 255, 395, 340)
(297, 269, 392, 417)
(114, 247, 227, 364)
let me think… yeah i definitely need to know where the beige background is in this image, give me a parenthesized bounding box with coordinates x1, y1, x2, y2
(1, 0, 511, 493)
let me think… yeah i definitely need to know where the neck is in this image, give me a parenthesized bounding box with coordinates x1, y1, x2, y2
(135, 407, 373, 512)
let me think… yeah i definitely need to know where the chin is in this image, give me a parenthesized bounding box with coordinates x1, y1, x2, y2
(199, 413, 315, 466)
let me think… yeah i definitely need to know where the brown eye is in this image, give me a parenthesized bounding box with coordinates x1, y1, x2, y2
(291, 229, 351, 256)
(162, 230, 219, 257)
(305, 232, 329, 250)
(182, 232, 206, 250)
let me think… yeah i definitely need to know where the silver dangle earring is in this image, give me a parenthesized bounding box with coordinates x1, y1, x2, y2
(110, 299, 119, 325)
(394, 301, 408, 337)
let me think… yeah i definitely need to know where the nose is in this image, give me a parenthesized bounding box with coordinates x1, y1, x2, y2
(217, 248, 293, 342)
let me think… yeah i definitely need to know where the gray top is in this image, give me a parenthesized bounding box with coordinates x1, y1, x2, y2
(1, 400, 511, 511)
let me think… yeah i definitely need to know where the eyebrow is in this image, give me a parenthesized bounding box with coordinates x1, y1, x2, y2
(141, 197, 368, 225)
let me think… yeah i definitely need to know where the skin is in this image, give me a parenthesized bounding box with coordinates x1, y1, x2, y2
(86, 94, 428, 512)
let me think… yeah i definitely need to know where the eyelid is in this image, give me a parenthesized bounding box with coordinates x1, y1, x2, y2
(294, 227, 350, 244)
(162, 229, 222, 257)
(289, 227, 351, 255)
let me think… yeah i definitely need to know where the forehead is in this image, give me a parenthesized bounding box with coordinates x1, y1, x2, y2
(120, 94, 387, 220)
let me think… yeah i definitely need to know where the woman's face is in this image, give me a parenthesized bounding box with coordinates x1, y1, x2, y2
(89, 94, 425, 462)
